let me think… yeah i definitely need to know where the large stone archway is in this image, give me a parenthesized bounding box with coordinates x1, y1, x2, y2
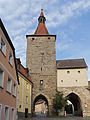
(66, 92, 83, 116)
(33, 94, 49, 116)
(58, 87, 90, 117)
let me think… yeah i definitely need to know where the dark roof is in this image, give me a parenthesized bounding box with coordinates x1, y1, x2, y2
(57, 59, 87, 69)
(0, 18, 19, 84)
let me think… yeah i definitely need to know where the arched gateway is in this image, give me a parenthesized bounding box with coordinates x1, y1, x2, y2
(65, 93, 83, 116)
(33, 94, 49, 115)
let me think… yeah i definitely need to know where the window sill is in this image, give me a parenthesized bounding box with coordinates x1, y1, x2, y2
(0, 49, 6, 57)
(8, 61, 13, 67)
(12, 94, 16, 98)
(0, 86, 4, 91)
(6, 90, 11, 95)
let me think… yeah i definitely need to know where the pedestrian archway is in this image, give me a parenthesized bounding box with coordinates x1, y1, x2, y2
(65, 92, 83, 116)
(33, 94, 49, 116)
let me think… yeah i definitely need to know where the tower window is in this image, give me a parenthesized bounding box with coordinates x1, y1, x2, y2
(32, 38, 35, 40)
(48, 37, 50, 39)
(67, 71, 70, 74)
(40, 80, 43, 85)
(41, 67, 42, 71)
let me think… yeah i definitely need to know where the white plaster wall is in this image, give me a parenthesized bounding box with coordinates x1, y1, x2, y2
(57, 68, 88, 87)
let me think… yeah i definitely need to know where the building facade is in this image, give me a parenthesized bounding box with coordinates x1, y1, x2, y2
(16, 58, 33, 118)
(57, 59, 90, 116)
(0, 19, 18, 120)
(26, 9, 57, 115)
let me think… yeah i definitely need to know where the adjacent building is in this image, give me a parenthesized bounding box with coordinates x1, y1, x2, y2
(16, 58, 33, 118)
(0, 19, 19, 120)
(57, 59, 88, 88)
(57, 58, 90, 116)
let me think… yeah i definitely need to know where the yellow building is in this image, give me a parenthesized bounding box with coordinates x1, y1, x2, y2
(16, 58, 33, 119)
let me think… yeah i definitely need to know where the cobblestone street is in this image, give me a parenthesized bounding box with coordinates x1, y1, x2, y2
(30, 116, 90, 120)
(18, 116, 90, 120)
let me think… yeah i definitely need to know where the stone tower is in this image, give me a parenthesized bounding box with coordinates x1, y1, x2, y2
(26, 9, 57, 115)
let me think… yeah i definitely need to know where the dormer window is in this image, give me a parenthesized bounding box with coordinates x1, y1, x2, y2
(0, 38, 6, 55)
(9, 52, 13, 65)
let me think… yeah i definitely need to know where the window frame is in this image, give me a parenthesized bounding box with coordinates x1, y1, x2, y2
(8, 52, 13, 65)
(0, 68, 4, 88)
(4, 105, 9, 120)
(11, 108, 15, 120)
(26, 96, 28, 104)
(0, 37, 6, 55)
(0, 104, 2, 120)
(6, 77, 12, 93)
(13, 83, 16, 97)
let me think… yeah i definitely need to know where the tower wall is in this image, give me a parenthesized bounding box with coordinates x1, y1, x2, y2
(26, 35, 57, 115)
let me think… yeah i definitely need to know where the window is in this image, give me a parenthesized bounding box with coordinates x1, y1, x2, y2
(32, 38, 35, 40)
(0, 105, 2, 120)
(61, 80, 63, 82)
(11, 108, 14, 120)
(26, 83, 29, 90)
(67, 71, 70, 74)
(7, 78, 12, 93)
(40, 80, 43, 85)
(26, 96, 28, 103)
(13, 84, 16, 96)
(19, 105, 21, 108)
(5, 106, 9, 120)
(78, 71, 80, 73)
(9, 52, 13, 65)
(0, 38, 6, 55)
(0, 68, 4, 87)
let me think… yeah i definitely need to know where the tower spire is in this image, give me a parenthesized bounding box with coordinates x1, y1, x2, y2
(34, 9, 49, 35)
(38, 9, 46, 23)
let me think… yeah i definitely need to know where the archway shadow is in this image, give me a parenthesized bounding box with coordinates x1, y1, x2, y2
(65, 92, 83, 117)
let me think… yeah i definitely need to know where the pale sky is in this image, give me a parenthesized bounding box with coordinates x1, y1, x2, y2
(0, 0, 90, 79)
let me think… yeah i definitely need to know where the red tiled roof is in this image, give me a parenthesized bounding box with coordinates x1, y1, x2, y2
(16, 58, 33, 84)
(34, 9, 49, 35)
(34, 23, 49, 35)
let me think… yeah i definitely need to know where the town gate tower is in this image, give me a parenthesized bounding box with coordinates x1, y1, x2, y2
(26, 9, 57, 115)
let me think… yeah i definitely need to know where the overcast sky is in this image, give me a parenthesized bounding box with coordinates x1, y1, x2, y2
(0, 0, 90, 79)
